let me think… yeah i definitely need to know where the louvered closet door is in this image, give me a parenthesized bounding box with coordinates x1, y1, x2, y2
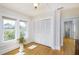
(34, 19, 51, 46)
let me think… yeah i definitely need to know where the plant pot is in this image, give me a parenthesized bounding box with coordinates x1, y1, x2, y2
(19, 43, 24, 52)
(17, 43, 25, 55)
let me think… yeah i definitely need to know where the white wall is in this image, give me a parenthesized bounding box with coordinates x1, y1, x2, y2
(27, 19, 35, 43)
(31, 9, 63, 50)
(0, 16, 3, 42)
(0, 40, 19, 55)
(74, 18, 79, 39)
(0, 6, 32, 54)
(32, 11, 61, 50)
(54, 10, 61, 50)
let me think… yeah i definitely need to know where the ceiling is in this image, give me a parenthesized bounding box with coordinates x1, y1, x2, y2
(0, 3, 79, 18)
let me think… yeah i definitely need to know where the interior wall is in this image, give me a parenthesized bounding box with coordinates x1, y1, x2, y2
(28, 19, 35, 43)
(74, 18, 79, 39)
(31, 9, 63, 50)
(55, 10, 61, 50)
(32, 12, 58, 49)
(0, 6, 32, 54)
(62, 7, 79, 18)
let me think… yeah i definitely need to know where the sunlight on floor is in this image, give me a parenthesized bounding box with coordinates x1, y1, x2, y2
(28, 45, 38, 49)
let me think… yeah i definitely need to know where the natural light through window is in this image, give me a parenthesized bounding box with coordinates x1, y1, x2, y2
(20, 21, 27, 38)
(3, 18, 15, 41)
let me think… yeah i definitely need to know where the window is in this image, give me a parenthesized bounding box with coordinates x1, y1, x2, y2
(19, 21, 27, 38)
(3, 17, 16, 41)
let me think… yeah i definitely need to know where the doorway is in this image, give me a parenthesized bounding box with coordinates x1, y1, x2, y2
(63, 21, 75, 54)
(64, 21, 74, 39)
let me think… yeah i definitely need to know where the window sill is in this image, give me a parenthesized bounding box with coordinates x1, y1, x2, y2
(0, 39, 17, 44)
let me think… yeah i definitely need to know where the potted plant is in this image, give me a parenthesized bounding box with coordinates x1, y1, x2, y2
(17, 36, 25, 55)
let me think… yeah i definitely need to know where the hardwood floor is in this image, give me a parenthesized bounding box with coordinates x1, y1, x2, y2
(63, 38, 75, 55)
(75, 39, 79, 55)
(4, 42, 63, 55)
(3, 38, 75, 55)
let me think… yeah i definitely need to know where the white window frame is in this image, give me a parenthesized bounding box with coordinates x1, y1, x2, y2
(2, 16, 16, 42)
(19, 20, 28, 38)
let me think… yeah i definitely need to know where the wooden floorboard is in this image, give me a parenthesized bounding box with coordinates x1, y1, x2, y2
(3, 38, 75, 55)
(63, 38, 75, 55)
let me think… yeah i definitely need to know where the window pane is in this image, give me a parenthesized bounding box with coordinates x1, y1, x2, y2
(20, 21, 26, 37)
(3, 18, 15, 41)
